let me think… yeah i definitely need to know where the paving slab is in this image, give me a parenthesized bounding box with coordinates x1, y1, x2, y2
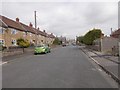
(81, 48, 119, 85)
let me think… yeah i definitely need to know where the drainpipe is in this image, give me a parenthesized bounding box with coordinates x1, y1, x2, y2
(118, 35, 120, 57)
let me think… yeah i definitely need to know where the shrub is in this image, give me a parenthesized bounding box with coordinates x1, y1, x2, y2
(53, 38, 61, 45)
(17, 38, 30, 48)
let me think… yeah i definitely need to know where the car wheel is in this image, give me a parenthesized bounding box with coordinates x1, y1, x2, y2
(34, 53, 37, 55)
(45, 51, 47, 54)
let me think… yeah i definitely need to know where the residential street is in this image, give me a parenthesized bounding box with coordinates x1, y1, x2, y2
(2, 46, 118, 88)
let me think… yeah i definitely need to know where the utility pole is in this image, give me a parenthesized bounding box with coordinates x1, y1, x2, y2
(111, 28, 112, 34)
(34, 11, 37, 46)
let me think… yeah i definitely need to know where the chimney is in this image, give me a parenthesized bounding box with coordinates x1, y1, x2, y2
(16, 17, 19, 22)
(29, 22, 33, 27)
(111, 28, 113, 34)
(43, 30, 46, 33)
(101, 33, 104, 38)
(37, 27, 39, 30)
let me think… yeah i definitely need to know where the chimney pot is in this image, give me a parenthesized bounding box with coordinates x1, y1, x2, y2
(16, 17, 19, 22)
(37, 27, 39, 30)
(29, 22, 33, 27)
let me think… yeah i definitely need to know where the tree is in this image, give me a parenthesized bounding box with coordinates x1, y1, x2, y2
(76, 36, 84, 45)
(17, 38, 30, 52)
(53, 38, 61, 45)
(82, 28, 102, 45)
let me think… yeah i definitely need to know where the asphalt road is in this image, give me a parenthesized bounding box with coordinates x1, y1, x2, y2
(2, 46, 118, 88)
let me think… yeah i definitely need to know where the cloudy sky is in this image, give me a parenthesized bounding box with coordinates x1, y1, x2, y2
(1, 0, 118, 39)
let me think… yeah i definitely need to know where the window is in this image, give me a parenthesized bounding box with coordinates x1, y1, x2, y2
(11, 29, 17, 34)
(11, 40, 16, 45)
(30, 39, 33, 43)
(0, 27, 4, 34)
(0, 40, 4, 45)
(23, 32, 26, 37)
(30, 33, 32, 36)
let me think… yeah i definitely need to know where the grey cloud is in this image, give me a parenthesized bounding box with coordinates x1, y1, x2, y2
(84, 2, 117, 25)
(2, 1, 118, 39)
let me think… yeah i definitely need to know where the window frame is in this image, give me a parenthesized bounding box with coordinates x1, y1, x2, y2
(30, 32, 32, 36)
(0, 27, 5, 34)
(0, 40, 4, 45)
(11, 39, 17, 45)
(11, 29, 17, 34)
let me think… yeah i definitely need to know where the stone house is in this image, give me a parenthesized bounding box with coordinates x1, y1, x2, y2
(0, 15, 55, 48)
(20, 22, 37, 46)
(0, 19, 8, 46)
(36, 28, 46, 45)
(0, 15, 27, 48)
(47, 33, 55, 45)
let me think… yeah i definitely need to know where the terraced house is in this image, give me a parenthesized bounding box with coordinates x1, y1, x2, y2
(0, 15, 55, 49)
(47, 33, 56, 45)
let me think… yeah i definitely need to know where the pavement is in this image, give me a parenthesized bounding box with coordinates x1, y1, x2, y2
(2, 45, 118, 88)
(91, 50, 119, 64)
(80, 46, 120, 86)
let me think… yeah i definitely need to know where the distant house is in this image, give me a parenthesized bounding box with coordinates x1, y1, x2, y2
(58, 36, 66, 44)
(110, 28, 120, 38)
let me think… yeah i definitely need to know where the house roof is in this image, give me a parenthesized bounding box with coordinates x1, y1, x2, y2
(0, 19, 8, 28)
(0, 15, 56, 37)
(36, 29, 46, 36)
(0, 15, 26, 31)
(47, 33, 55, 38)
(20, 23, 36, 34)
(110, 28, 120, 38)
(21, 23, 47, 36)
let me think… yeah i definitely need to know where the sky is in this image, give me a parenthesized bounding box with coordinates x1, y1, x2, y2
(1, 0, 119, 39)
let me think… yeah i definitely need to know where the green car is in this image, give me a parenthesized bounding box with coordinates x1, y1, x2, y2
(34, 45, 51, 55)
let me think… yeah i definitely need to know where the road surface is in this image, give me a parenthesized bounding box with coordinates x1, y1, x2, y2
(2, 46, 118, 88)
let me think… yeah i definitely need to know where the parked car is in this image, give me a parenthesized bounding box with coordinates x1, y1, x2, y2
(34, 44, 51, 55)
(62, 43, 66, 47)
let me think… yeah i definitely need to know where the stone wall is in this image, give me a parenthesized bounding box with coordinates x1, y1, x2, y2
(101, 37, 118, 53)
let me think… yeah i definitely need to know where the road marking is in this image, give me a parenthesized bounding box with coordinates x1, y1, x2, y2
(98, 68, 102, 71)
(0, 62, 8, 65)
(3, 54, 34, 64)
(91, 68, 96, 71)
(91, 57, 100, 64)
